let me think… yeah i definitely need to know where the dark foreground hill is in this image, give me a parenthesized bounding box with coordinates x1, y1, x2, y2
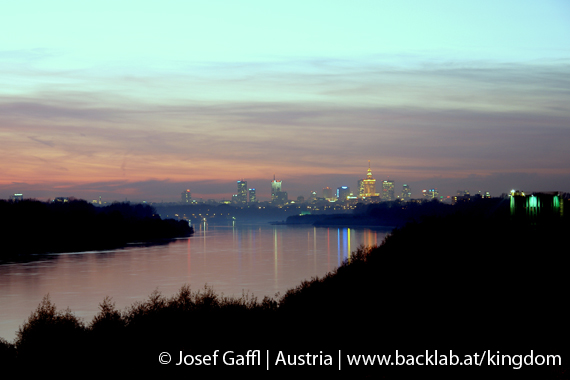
(1, 205, 567, 378)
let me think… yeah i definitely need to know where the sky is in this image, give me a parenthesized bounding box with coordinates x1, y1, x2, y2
(1, 0, 569, 202)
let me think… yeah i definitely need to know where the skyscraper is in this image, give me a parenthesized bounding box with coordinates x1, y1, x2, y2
(271, 175, 287, 203)
(236, 180, 248, 203)
(181, 189, 192, 203)
(271, 175, 281, 200)
(382, 180, 395, 201)
(360, 161, 378, 198)
(401, 184, 411, 200)
(248, 188, 257, 203)
(323, 187, 333, 200)
(357, 179, 364, 198)
(337, 186, 350, 201)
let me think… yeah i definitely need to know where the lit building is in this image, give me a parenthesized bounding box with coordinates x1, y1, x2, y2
(248, 188, 257, 203)
(452, 190, 469, 204)
(308, 191, 318, 203)
(509, 190, 563, 220)
(422, 189, 439, 200)
(236, 180, 248, 203)
(323, 187, 333, 200)
(271, 175, 287, 204)
(271, 175, 281, 199)
(10, 193, 23, 202)
(401, 184, 411, 200)
(357, 179, 364, 198)
(359, 161, 378, 198)
(430, 189, 439, 199)
(382, 180, 395, 201)
(337, 186, 350, 201)
(181, 189, 192, 204)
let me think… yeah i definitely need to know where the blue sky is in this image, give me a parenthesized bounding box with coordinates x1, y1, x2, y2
(1, 0, 569, 201)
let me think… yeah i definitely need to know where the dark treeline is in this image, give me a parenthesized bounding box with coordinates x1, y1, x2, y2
(0, 199, 193, 258)
(1, 204, 567, 377)
(287, 197, 509, 227)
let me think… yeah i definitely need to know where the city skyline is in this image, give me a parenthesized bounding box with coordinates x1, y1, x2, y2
(3, 163, 558, 204)
(1, 1, 569, 202)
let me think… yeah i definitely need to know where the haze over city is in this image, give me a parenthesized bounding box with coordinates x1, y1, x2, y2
(1, 1, 569, 202)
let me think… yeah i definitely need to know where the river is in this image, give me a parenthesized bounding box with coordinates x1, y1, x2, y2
(0, 223, 390, 341)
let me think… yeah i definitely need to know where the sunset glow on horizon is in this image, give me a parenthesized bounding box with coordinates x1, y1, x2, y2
(1, 0, 569, 202)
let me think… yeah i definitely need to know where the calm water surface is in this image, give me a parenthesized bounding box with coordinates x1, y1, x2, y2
(0, 223, 389, 341)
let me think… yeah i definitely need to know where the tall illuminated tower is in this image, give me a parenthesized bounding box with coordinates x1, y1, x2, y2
(248, 188, 257, 203)
(337, 186, 350, 201)
(271, 174, 287, 203)
(323, 187, 333, 200)
(402, 184, 411, 200)
(237, 180, 247, 203)
(382, 180, 395, 201)
(360, 161, 378, 198)
(181, 189, 192, 204)
(271, 175, 282, 200)
(357, 179, 364, 198)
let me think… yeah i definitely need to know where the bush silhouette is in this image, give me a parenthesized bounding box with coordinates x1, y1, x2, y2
(15, 295, 87, 366)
